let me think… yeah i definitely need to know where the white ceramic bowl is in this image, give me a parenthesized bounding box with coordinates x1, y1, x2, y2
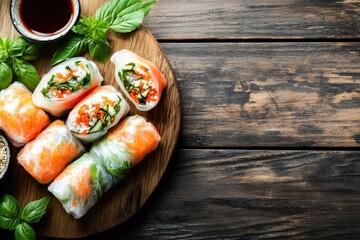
(10, 0, 80, 42)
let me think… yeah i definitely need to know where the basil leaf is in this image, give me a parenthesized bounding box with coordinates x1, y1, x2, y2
(110, 0, 140, 24)
(75, 17, 109, 40)
(51, 35, 88, 65)
(0, 49, 8, 61)
(0, 62, 13, 90)
(111, 0, 156, 25)
(0, 37, 11, 51)
(53, 0, 156, 64)
(113, 1, 141, 20)
(72, 17, 91, 35)
(95, 0, 122, 23)
(95, 0, 155, 26)
(19, 196, 50, 223)
(0, 37, 11, 61)
(110, 10, 145, 33)
(141, 0, 156, 16)
(0, 194, 20, 218)
(88, 37, 112, 63)
(12, 59, 40, 92)
(14, 223, 36, 240)
(0, 215, 20, 230)
(21, 43, 41, 61)
(8, 38, 27, 57)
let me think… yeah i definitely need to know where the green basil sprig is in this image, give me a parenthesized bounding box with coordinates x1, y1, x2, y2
(0, 37, 41, 91)
(51, 0, 156, 65)
(0, 194, 50, 240)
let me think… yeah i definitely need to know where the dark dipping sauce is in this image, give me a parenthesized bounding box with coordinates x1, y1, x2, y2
(19, 0, 74, 36)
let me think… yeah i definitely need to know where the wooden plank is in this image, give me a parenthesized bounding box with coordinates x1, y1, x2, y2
(159, 42, 360, 148)
(31, 149, 360, 240)
(145, 0, 360, 40)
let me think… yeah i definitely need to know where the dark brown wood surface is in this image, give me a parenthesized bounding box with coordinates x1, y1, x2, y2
(145, 0, 360, 40)
(161, 42, 360, 148)
(1, 0, 360, 239)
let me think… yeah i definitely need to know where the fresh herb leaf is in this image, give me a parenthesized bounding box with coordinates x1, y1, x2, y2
(72, 17, 93, 35)
(0, 194, 21, 230)
(0, 37, 10, 62)
(73, 17, 109, 37)
(14, 222, 36, 240)
(110, 10, 144, 33)
(51, 35, 88, 65)
(0, 194, 20, 218)
(0, 49, 8, 62)
(21, 43, 41, 61)
(52, 0, 156, 64)
(0, 215, 20, 230)
(0, 37, 40, 90)
(19, 196, 50, 223)
(0, 37, 12, 52)
(108, 0, 140, 24)
(113, 96, 122, 112)
(88, 37, 112, 63)
(95, 0, 123, 23)
(12, 58, 40, 92)
(0, 194, 49, 240)
(141, 0, 157, 16)
(8, 38, 27, 57)
(0, 62, 13, 90)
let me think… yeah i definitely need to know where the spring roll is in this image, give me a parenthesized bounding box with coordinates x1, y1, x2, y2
(66, 85, 130, 143)
(0, 82, 50, 147)
(111, 49, 167, 111)
(17, 120, 85, 184)
(48, 152, 114, 219)
(48, 115, 161, 218)
(32, 57, 103, 116)
(91, 115, 161, 180)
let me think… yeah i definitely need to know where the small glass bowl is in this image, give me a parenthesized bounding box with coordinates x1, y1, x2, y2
(10, 0, 80, 42)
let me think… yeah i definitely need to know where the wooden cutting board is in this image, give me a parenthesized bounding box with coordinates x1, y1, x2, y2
(0, 0, 181, 238)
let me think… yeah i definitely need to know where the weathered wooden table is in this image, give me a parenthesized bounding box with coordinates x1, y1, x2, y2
(4, 0, 360, 239)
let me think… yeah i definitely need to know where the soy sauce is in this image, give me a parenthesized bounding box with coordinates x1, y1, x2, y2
(20, 0, 73, 36)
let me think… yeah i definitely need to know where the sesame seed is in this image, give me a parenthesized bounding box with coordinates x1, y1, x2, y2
(0, 137, 8, 174)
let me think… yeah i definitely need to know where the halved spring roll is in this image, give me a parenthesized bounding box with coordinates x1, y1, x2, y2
(0, 82, 50, 147)
(48, 115, 161, 218)
(111, 49, 167, 111)
(17, 120, 85, 184)
(66, 85, 130, 143)
(32, 57, 103, 117)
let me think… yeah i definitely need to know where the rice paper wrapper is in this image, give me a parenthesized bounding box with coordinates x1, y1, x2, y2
(66, 85, 130, 143)
(111, 49, 167, 111)
(17, 120, 85, 184)
(0, 82, 50, 147)
(32, 57, 103, 117)
(48, 152, 114, 219)
(91, 115, 161, 181)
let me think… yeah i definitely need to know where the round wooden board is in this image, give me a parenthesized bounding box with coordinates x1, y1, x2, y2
(0, 0, 181, 238)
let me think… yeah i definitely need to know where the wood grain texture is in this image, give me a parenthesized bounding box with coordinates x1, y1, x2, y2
(0, 0, 181, 238)
(145, 0, 360, 40)
(28, 149, 360, 240)
(160, 42, 360, 148)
